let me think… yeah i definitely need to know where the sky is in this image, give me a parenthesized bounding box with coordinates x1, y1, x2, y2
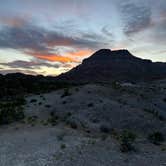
(0, 0, 165, 76)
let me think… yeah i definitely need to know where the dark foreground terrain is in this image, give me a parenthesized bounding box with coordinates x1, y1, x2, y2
(0, 79, 166, 166)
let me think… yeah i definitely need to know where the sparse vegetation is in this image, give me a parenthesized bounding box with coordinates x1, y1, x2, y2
(112, 81, 121, 90)
(38, 102, 42, 105)
(45, 104, 51, 108)
(119, 130, 136, 153)
(62, 101, 67, 104)
(60, 144, 66, 149)
(61, 88, 71, 98)
(26, 116, 38, 125)
(148, 132, 165, 145)
(47, 116, 57, 126)
(101, 134, 108, 141)
(0, 97, 25, 125)
(67, 120, 77, 129)
(144, 108, 165, 121)
(100, 124, 110, 133)
(87, 103, 94, 107)
(30, 99, 37, 103)
(57, 132, 65, 141)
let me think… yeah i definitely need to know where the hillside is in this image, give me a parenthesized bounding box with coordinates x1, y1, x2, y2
(57, 49, 166, 83)
(0, 80, 166, 166)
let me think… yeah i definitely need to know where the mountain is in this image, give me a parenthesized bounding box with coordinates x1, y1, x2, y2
(57, 49, 166, 83)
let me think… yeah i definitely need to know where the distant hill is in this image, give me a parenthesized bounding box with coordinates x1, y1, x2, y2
(0, 49, 166, 98)
(0, 73, 71, 99)
(56, 49, 166, 83)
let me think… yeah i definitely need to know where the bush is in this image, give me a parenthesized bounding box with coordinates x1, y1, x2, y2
(148, 132, 165, 145)
(57, 132, 65, 141)
(47, 116, 57, 126)
(45, 104, 51, 108)
(67, 120, 77, 129)
(87, 103, 94, 107)
(119, 130, 136, 153)
(100, 124, 110, 133)
(60, 144, 66, 149)
(30, 99, 37, 103)
(38, 102, 42, 105)
(0, 103, 25, 125)
(62, 101, 67, 104)
(27, 116, 38, 124)
(112, 81, 121, 90)
(61, 88, 71, 98)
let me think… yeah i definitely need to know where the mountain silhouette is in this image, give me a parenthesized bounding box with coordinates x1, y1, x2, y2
(57, 49, 166, 83)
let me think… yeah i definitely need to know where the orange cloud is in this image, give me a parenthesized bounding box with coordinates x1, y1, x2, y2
(25, 50, 78, 63)
(25, 49, 93, 63)
(66, 50, 93, 57)
(36, 54, 76, 63)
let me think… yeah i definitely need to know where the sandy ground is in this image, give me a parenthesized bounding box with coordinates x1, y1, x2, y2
(0, 123, 166, 166)
(0, 81, 166, 166)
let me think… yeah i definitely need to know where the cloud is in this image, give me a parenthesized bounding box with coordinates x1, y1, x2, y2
(25, 51, 78, 63)
(0, 69, 38, 75)
(0, 21, 106, 51)
(65, 50, 93, 57)
(25, 49, 92, 63)
(120, 2, 152, 35)
(0, 21, 107, 63)
(0, 60, 61, 69)
(0, 16, 27, 27)
(101, 26, 113, 37)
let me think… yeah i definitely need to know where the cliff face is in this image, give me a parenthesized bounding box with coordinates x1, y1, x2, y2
(57, 49, 166, 83)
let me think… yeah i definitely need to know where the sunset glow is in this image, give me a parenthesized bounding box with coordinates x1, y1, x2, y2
(0, 0, 165, 75)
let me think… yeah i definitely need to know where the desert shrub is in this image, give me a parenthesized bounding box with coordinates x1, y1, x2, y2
(61, 88, 71, 98)
(148, 132, 165, 145)
(75, 88, 79, 92)
(45, 104, 51, 108)
(119, 130, 136, 153)
(62, 101, 67, 104)
(112, 81, 121, 90)
(70, 121, 77, 129)
(67, 120, 77, 129)
(144, 108, 165, 121)
(101, 134, 108, 141)
(50, 111, 55, 117)
(91, 118, 99, 123)
(57, 132, 65, 141)
(100, 124, 110, 133)
(30, 99, 37, 103)
(60, 144, 66, 149)
(0, 99, 25, 125)
(40, 120, 48, 126)
(42, 97, 46, 101)
(87, 103, 94, 107)
(0, 105, 24, 125)
(47, 116, 57, 126)
(27, 116, 38, 124)
(99, 100, 103, 103)
(66, 112, 72, 117)
(111, 128, 119, 138)
(15, 97, 26, 106)
(38, 102, 42, 105)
